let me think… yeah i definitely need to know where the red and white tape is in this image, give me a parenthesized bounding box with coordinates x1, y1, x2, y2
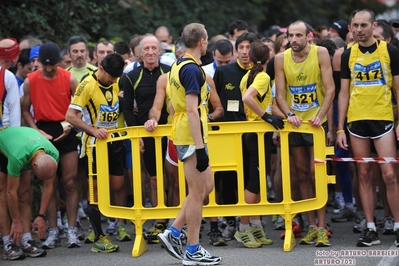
(315, 157, 399, 164)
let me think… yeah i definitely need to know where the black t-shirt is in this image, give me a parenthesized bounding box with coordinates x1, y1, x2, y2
(341, 40, 399, 79)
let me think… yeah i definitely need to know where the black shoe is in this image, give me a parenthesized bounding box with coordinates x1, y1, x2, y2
(395, 229, 399, 247)
(356, 228, 381, 247)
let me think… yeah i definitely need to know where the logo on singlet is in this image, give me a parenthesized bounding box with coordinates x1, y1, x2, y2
(225, 83, 235, 90)
(296, 72, 308, 82)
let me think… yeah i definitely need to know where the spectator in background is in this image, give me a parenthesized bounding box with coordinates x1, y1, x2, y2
(15, 49, 32, 88)
(66, 36, 97, 82)
(114, 41, 131, 62)
(155, 26, 174, 51)
(30, 45, 40, 71)
(328, 20, 349, 41)
(59, 48, 72, 69)
(228, 20, 249, 40)
(19, 35, 42, 50)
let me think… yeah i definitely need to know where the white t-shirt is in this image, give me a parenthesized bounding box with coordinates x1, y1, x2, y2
(1, 67, 21, 127)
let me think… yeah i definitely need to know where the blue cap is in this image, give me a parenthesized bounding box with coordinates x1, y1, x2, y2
(30, 45, 40, 61)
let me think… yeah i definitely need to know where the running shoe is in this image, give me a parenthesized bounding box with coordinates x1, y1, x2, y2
(300, 227, 318, 245)
(106, 219, 118, 235)
(315, 228, 330, 247)
(331, 206, 357, 222)
(280, 221, 302, 239)
(333, 197, 345, 214)
(85, 228, 95, 244)
(383, 216, 394, 235)
(67, 226, 82, 248)
(91, 235, 119, 253)
(220, 220, 236, 241)
(234, 230, 261, 248)
(76, 222, 85, 240)
(395, 229, 399, 247)
(182, 245, 222, 266)
(353, 212, 366, 233)
(157, 228, 183, 260)
(116, 225, 132, 242)
(273, 216, 285, 230)
(208, 230, 227, 246)
(357, 228, 380, 247)
(250, 226, 273, 245)
(3, 244, 25, 260)
(22, 240, 47, 257)
(42, 228, 61, 249)
(145, 223, 164, 244)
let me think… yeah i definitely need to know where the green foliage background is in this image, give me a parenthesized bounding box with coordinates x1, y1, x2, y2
(0, 0, 392, 46)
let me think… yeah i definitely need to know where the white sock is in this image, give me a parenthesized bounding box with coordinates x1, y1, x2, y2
(2, 235, 11, 249)
(250, 219, 262, 228)
(21, 232, 32, 247)
(239, 223, 250, 232)
(367, 222, 377, 231)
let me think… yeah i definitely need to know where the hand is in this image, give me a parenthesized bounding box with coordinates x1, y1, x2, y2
(139, 138, 145, 153)
(272, 132, 281, 147)
(144, 119, 158, 132)
(287, 115, 303, 128)
(261, 113, 284, 130)
(38, 129, 53, 141)
(308, 116, 323, 127)
(32, 216, 46, 239)
(336, 131, 348, 150)
(93, 128, 108, 139)
(10, 219, 23, 244)
(195, 148, 209, 172)
(53, 126, 73, 142)
(326, 131, 335, 147)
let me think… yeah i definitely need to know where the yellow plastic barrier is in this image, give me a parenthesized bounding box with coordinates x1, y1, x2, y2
(89, 121, 335, 257)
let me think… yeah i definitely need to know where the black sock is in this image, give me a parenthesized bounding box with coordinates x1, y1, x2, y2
(210, 221, 219, 232)
(87, 204, 104, 240)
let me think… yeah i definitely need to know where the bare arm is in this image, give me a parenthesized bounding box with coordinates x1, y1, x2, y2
(207, 75, 224, 121)
(312, 47, 335, 126)
(7, 174, 23, 243)
(70, 74, 78, 96)
(21, 79, 38, 130)
(66, 108, 108, 139)
(336, 78, 350, 150)
(242, 87, 265, 118)
(145, 73, 167, 132)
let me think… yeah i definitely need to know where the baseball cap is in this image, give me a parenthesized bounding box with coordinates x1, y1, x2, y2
(392, 21, 399, 28)
(0, 38, 20, 60)
(39, 42, 62, 65)
(330, 20, 349, 40)
(30, 45, 40, 61)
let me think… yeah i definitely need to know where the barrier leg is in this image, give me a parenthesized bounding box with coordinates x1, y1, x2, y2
(283, 214, 296, 252)
(132, 220, 148, 257)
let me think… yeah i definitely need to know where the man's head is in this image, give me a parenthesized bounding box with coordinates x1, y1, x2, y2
(19, 35, 42, 50)
(287, 21, 312, 53)
(114, 41, 131, 61)
(98, 53, 125, 86)
(67, 36, 88, 68)
(31, 153, 58, 181)
(39, 41, 62, 78)
(0, 38, 20, 69)
(59, 48, 72, 69)
(16, 49, 33, 79)
(374, 20, 393, 43)
(174, 37, 186, 59)
(94, 40, 114, 66)
(235, 32, 258, 66)
(351, 9, 377, 45)
(139, 34, 162, 67)
(212, 39, 233, 67)
(182, 23, 208, 56)
(328, 20, 349, 40)
(155, 26, 174, 45)
(30, 45, 40, 71)
(228, 20, 249, 40)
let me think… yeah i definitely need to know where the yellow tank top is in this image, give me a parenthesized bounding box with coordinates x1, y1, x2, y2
(347, 41, 393, 122)
(240, 71, 272, 121)
(283, 45, 326, 121)
(169, 58, 209, 145)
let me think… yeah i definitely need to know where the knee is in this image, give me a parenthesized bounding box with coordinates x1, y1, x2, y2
(382, 172, 397, 186)
(18, 191, 30, 205)
(111, 178, 124, 192)
(63, 177, 77, 193)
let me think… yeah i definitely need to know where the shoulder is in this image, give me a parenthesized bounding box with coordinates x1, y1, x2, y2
(86, 63, 98, 72)
(160, 56, 175, 66)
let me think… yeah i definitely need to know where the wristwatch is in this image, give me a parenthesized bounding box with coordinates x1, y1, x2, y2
(208, 114, 214, 122)
(37, 213, 47, 221)
(286, 111, 296, 118)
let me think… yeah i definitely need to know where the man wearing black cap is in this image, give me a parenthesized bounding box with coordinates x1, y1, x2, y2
(21, 41, 82, 249)
(66, 53, 128, 253)
(328, 20, 349, 41)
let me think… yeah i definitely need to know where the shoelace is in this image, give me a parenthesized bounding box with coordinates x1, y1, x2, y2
(101, 235, 112, 244)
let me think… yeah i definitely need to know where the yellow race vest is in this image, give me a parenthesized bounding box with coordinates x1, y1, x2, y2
(283, 45, 326, 122)
(169, 58, 209, 145)
(347, 41, 393, 122)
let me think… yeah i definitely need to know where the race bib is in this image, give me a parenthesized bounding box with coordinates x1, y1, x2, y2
(289, 83, 319, 112)
(353, 61, 385, 87)
(96, 102, 119, 128)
